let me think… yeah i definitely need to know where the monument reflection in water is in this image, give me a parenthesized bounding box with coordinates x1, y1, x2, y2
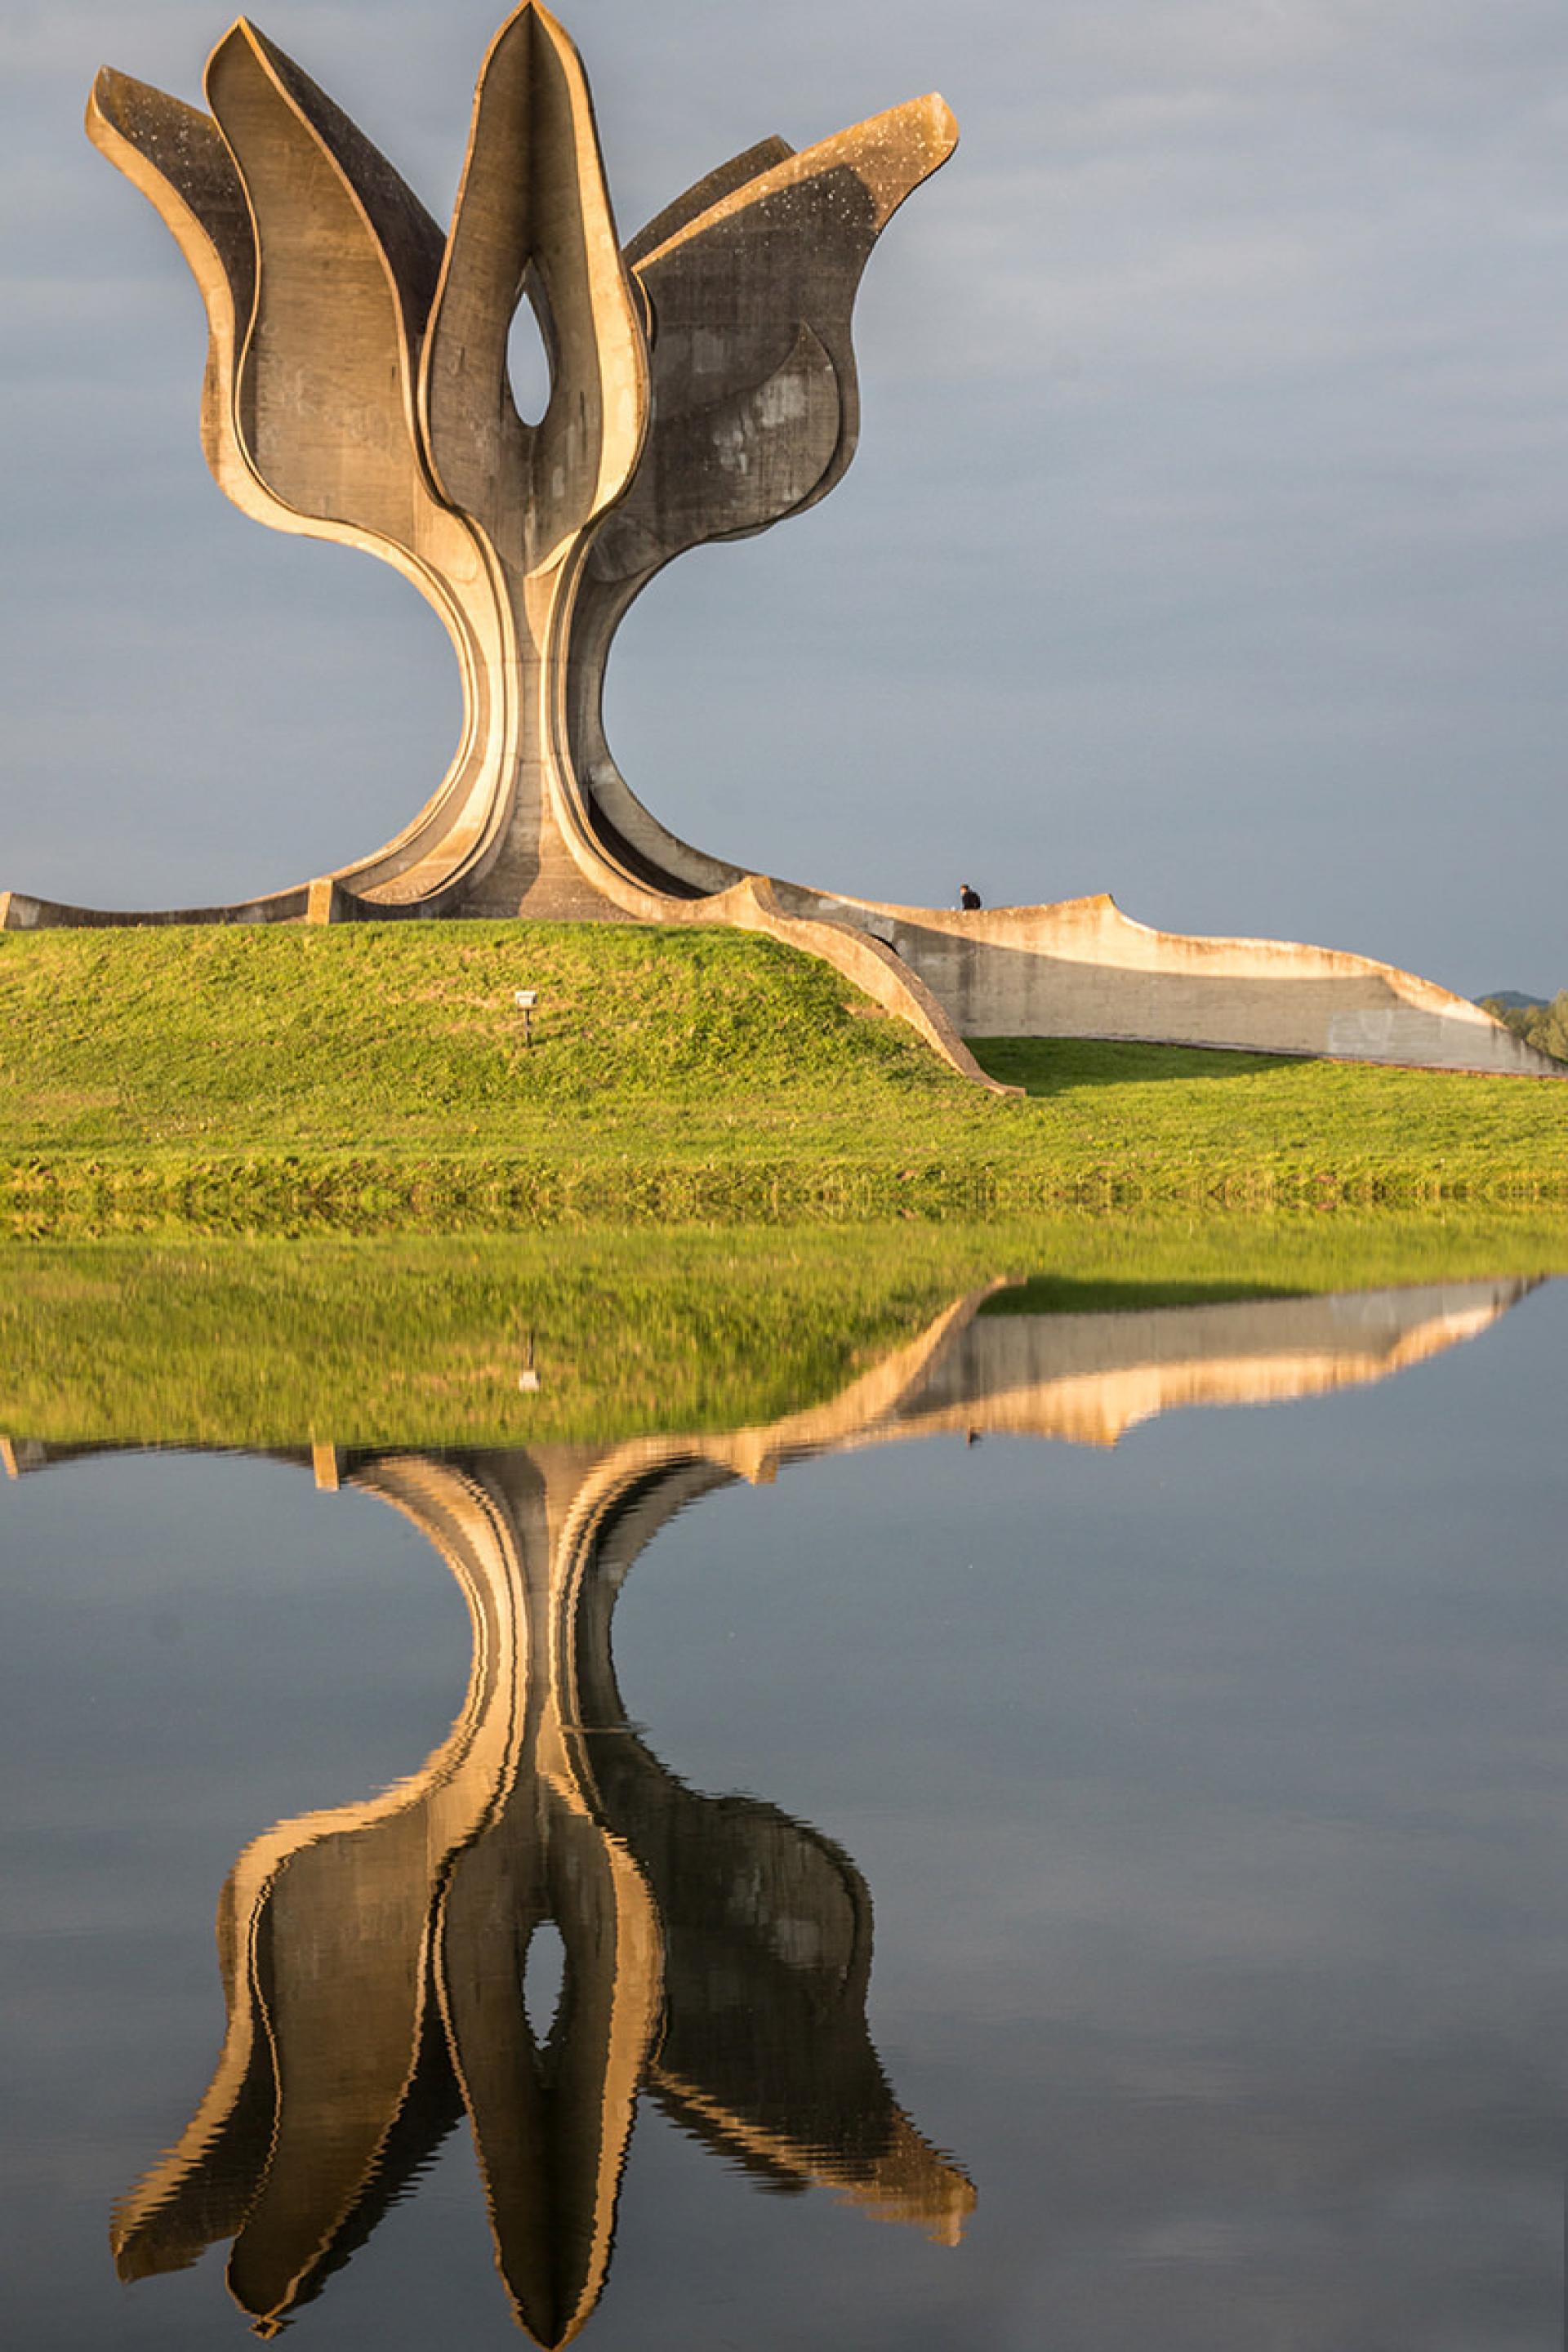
(3, 1274, 1538, 2345)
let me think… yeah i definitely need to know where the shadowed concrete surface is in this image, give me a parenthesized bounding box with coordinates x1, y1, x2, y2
(0, 7, 1552, 1080)
(1, 1270, 1533, 2342)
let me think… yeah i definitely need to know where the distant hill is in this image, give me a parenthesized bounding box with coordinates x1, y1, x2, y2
(1481, 991, 1568, 1064)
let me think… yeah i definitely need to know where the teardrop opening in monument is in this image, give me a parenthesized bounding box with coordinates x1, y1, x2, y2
(522, 1920, 568, 2041)
(508, 289, 553, 426)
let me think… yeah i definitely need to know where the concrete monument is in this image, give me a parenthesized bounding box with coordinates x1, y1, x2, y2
(0, 6, 1553, 1080)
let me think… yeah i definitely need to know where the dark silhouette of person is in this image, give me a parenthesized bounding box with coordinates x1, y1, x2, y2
(958, 883, 982, 911)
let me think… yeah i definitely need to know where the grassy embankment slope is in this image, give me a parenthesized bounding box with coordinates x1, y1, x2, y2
(2, 924, 1566, 1229)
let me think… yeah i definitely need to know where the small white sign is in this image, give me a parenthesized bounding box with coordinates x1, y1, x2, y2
(514, 989, 537, 1009)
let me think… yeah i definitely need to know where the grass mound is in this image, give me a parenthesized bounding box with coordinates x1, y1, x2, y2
(0, 920, 951, 1141)
(2, 924, 1566, 1229)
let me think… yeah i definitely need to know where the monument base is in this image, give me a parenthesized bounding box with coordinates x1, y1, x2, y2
(2, 877, 1556, 1083)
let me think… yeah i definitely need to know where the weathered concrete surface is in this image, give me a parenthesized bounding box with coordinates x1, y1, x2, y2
(7, 6, 1555, 1086)
(0, 886, 313, 929)
(764, 887, 1562, 1077)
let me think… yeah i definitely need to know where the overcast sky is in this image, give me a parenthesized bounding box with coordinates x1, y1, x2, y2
(4, 0, 1568, 992)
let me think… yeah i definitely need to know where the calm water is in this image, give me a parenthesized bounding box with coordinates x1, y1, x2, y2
(3, 1271, 1568, 2348)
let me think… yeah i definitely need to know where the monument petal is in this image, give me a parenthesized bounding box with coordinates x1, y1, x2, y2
(203, 25, 452, 560)
(419, 2, 649, 574)
(84, 70, 270, 530)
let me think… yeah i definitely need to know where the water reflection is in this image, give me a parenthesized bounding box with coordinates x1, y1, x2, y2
(2, 1275, 1535, 2343)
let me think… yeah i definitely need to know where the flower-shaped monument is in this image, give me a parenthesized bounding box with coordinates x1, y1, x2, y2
(83, 4, 954, 927)
(0, 3, 1552, 1081)
(18, 2, 1008, 1081)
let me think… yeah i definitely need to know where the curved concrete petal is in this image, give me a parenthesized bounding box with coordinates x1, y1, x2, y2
(87, 42, 522, 924)
(622, 136, 796, 270)
(419, 1, 649, 574)
(629, 95, 960, 520)
(84, 71, 268, 528)
(204, 21, 446, 556)
(557, 99, 964, 920)
(590, 323, 841, 585)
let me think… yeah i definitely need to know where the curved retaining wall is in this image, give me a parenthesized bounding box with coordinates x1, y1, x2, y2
(0, 887, 314, 929)
(771, 887, 1561, 1080)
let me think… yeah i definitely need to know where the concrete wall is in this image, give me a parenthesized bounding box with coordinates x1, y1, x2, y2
(772, 886, 1560, 1078)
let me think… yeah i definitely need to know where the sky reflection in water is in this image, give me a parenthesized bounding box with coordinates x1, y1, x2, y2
(2, 1268, 1566, 2349)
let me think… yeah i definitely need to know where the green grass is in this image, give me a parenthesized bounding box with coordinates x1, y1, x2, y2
(3, 1214, 1566, 1449)
(2, 924, 1566, 1232)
